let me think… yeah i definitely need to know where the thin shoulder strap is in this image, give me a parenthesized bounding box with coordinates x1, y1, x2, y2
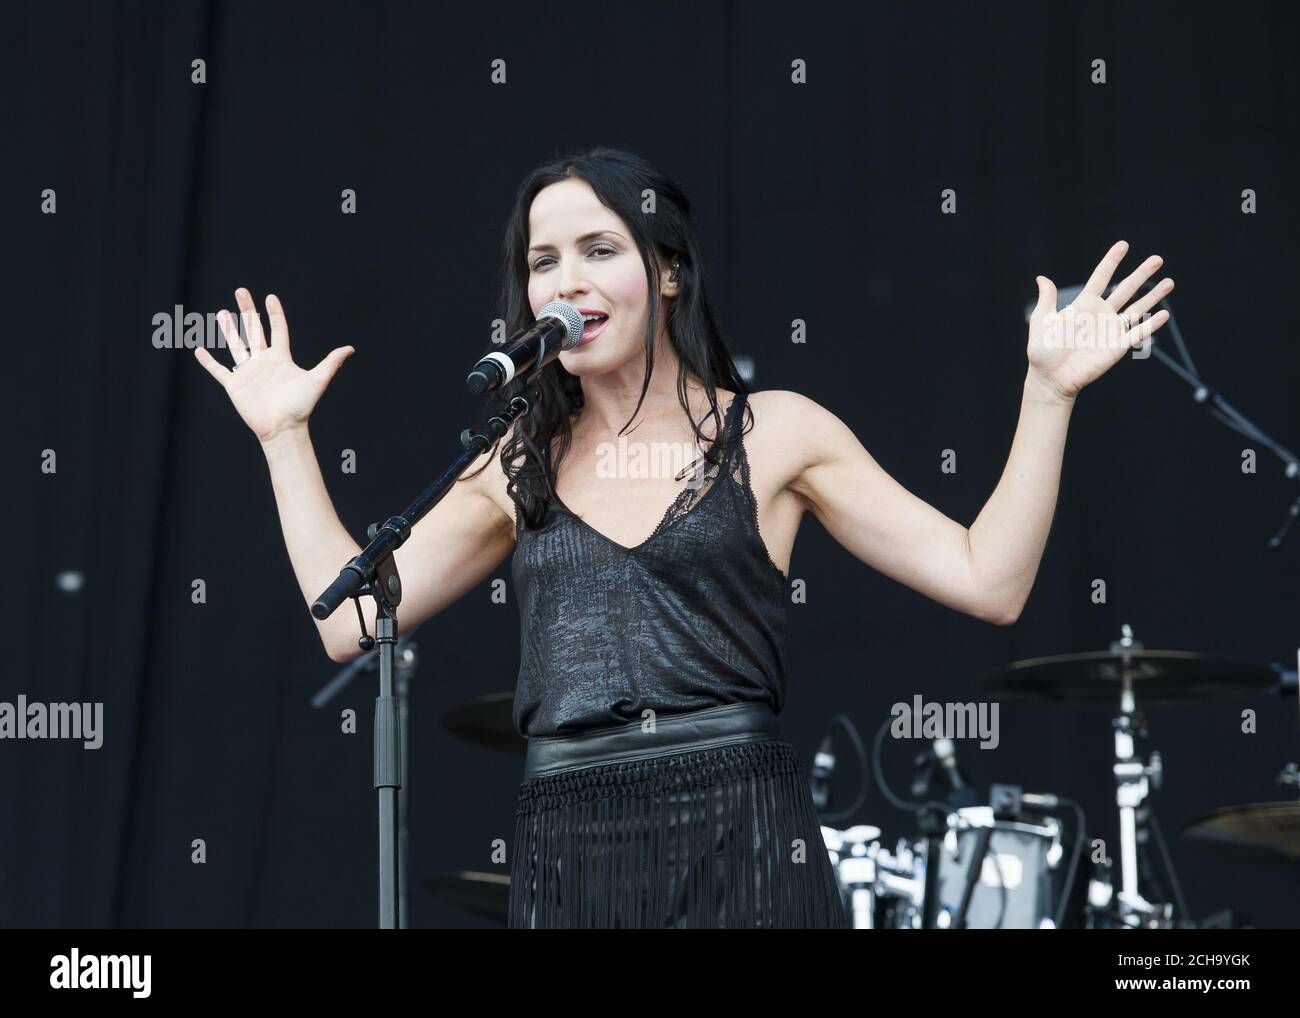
(722, 391, 748, 464)
(694, 392, 745, 469)
(729, 391, 747, 429)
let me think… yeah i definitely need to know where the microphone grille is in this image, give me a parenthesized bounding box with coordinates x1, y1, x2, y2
(538, 301, 586, 349)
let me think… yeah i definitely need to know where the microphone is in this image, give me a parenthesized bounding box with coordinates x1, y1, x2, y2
(466, 301, 585, 394)
(810, 734, 835, 810)
(932, 738, 969, 790)
(990, 783, 1059, 818)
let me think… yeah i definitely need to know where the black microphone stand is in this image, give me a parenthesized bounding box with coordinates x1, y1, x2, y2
(310, 381, 539, 929)
(1028, 286, 1300, 545)
(310, 626, 422, 928)
(1137, 304, 1300, 546)
(911, 743, 978, 928)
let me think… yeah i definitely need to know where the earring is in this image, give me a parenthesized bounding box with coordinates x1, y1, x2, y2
(670, 261, 680, 282)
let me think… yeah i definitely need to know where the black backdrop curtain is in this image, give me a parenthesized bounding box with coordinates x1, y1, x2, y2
(4, 0, 1298, 927)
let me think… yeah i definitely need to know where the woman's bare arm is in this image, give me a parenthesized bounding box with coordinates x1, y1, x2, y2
(196, 288, 516, 663)
(780, 242, 1174, 624)
(260, 425, 515, 662)
(780, 382, 1068, 625)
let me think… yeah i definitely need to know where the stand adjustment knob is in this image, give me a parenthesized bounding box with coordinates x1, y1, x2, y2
(1146, 752, 1163, 791)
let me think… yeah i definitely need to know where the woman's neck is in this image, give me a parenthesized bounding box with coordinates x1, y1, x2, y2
(575, 330, 717, 433)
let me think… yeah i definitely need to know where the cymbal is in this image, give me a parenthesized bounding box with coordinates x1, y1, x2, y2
(1181, 802, 1300, 863)
(980, 651, 1283, 706)
(422, 870, 510, 923)
(440, 692, 525, 754)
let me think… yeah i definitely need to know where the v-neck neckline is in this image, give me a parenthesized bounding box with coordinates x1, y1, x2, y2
(552, 394, 743, 554)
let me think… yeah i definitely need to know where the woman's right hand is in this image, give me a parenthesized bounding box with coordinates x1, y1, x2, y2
(194, 288, 355, 444)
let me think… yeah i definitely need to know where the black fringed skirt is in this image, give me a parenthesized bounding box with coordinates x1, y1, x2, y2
(508, 702, 849, 929)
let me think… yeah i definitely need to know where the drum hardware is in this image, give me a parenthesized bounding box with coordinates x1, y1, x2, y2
(865, 715, 958, 930)
(932, 800, 1069, 930)
(1084, 855, 1115, 924)
(873, 841, 926, 929)
(842, 715, 1092, 928)
(1171, 659, 1297, 883)
(907, 733, 978, 928)
(822, 825, 881, 928)
(822, 793, 1085, 930)
(824, 637, 1296, 928)
(995, 784, 1089, 928)
(978, 625, 1296, 927)
(421, 871, 511, 924)
(979, 638, 1283, 706)
(1107, 627, 1169, 926)
(822, 825, 924, 929)
(944, 817, 999, 929)
(1181, 802, 1300, 863)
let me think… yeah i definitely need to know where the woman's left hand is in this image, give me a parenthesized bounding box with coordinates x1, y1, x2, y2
(1026, 240, 1175, 402)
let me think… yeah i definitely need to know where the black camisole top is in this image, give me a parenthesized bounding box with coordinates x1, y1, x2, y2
(510, 391, 790, 738)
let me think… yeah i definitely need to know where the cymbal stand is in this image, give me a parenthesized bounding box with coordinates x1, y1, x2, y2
(1110, 625, 1174, 927)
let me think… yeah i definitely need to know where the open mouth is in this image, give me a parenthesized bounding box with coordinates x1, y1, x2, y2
(578, 314, 610, 344)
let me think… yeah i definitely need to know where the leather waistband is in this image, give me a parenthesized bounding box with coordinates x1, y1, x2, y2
(523, 701, 781, 779)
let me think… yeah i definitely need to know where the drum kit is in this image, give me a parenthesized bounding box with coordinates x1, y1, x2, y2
(413, 624, 1297, 928)
(819, 625, 1300, 929)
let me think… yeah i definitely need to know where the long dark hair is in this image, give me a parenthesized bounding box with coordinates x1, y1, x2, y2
(468, 146, 752, 532)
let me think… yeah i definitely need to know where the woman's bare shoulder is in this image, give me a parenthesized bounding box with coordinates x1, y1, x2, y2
(748, 389, 855, 436)
(744, 389, 850, 486)
(746, 388, 829, 417)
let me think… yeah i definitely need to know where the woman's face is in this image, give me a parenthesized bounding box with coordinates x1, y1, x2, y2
(526, 178, 667, 376)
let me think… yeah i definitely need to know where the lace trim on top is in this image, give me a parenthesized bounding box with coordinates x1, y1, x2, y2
(734, 415, 788, 583)
(513, 394, 746, 546)
(642, 395, 745, 543)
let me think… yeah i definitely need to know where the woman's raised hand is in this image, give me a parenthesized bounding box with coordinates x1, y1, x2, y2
(1026, 241, 1174, 402)
(194, 288, 355, 444)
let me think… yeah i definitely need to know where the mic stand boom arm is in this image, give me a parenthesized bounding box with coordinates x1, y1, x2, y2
(1140, 307, 1299, 546)
(310, 382, 539, 929)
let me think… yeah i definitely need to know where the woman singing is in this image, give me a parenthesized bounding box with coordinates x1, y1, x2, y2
(195, 147, 1173, 929)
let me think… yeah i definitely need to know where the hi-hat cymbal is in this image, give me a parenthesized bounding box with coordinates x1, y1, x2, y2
(440, 692, 525, 754)
(1181, 802, 1300, 863)
(980, 651, 1284, 707)
(422, 870, 510, 922)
